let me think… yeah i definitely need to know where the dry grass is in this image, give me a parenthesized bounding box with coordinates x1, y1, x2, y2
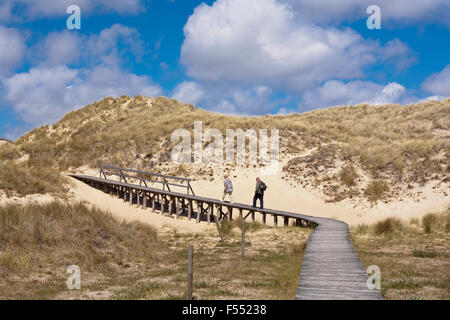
(0, 201, 311, 300)
(1, 96, 448, 201)
(373, 217, 404, 235)
(0, 161, 66, 197)
(351, 208, 450, 299)
(364, 180, 390, 202)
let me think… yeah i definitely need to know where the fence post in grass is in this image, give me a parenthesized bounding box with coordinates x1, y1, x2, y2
(187, 245, 194, 300)
(241, 217, 246, 257)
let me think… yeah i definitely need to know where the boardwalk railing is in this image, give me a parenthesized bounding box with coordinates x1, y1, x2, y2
(99, 164, 195, 195)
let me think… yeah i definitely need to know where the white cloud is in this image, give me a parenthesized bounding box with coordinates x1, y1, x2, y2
(171, 80, 277, 115)
(32, 24, 144, 67)
(288, 0, 450, 26)
(35, 31, 81, 65)
(0, 0, 144, 22)
(3, 64, 161, 126)
(172, 81, 204, 105)
(299, 80, 409, 109)
(422, 65, 450, 97)
(181, 0, 412, 94)
(1, 24, 161, 130)
(0, 25, 25, 77)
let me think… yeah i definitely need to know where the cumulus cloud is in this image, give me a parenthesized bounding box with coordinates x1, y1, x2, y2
(299, 80, 410, 110)
(422, 65, 450, 97)
(171, 80, 278, 115)
(181, 0, 412, 94)
(1, 23, 161, 131)
(0, 25, 25, 77)
(172, 81, 204, 105)
(3, 65, 161, 125)
(0, 0, 144, 22)
(32, 24, 144, 68)
(287, 0, 450, 26)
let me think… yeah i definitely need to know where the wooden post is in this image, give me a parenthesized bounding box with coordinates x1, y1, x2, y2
(168, 198, 173, 217)
(161, 196, 166, 215)
(262, 213, 266, 225)
(152, 194, 156, 212)
(228, 207, 232, 221)
(214, 207, 224, 242)
(241, 218, 246, 257)
(207, 204, 212, 225)
(129, 188, 133, 205)
(274, 215, 278, 228)
(251, 211, 255, 222)
(142, 193, 147, 210)
(123, 187, 127, 202)
(196, 202, 201, 223)
(188, 200, 192, 221)
(284, 217, 289, 227)
(187, 245, 193, 300)
(175, 197, 180, 219)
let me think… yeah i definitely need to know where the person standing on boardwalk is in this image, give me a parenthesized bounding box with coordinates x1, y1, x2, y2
(222, 174, 233, 202)
(253, 177, 266, 209)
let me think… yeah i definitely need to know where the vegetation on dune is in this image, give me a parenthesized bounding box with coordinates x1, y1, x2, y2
(351, 207, 450, 300)
(0, 95, 448, 201)
(0, 201, 310, 299)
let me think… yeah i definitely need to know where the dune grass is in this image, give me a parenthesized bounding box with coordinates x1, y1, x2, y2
(0, 201, 311, 300)
(351, 208, 450, 300)
(0, 96, 448, 201)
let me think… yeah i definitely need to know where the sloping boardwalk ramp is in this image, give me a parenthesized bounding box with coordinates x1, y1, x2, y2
(296, 218, 382, 300)
(69, 166, 381, 300)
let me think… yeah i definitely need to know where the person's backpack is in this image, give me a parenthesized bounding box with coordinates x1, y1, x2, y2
(261, 181, 267, 192)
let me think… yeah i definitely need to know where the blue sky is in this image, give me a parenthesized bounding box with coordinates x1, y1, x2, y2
(0, 0, 449, 139)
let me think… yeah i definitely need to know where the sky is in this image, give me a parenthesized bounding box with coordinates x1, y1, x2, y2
(0, 0, 449, 140)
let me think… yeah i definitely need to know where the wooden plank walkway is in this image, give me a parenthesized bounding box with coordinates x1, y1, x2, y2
(69, 173, 382, 300)
(296, 218, 382, 300)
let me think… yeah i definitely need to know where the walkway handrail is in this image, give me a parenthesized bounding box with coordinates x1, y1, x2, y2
(99, 165, 195, 196)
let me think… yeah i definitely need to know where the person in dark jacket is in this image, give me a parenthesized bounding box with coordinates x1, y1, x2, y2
(252, 177, 265, 209)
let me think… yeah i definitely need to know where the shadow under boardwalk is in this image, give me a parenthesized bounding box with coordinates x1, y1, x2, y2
(296, 218, 382, 300)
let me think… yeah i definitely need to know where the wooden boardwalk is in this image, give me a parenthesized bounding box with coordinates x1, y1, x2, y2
(296, 218, 382, 300)
(69, 169, 382, 300)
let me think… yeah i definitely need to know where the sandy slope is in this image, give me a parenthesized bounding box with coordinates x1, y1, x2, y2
(190, 166, 450, 226)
